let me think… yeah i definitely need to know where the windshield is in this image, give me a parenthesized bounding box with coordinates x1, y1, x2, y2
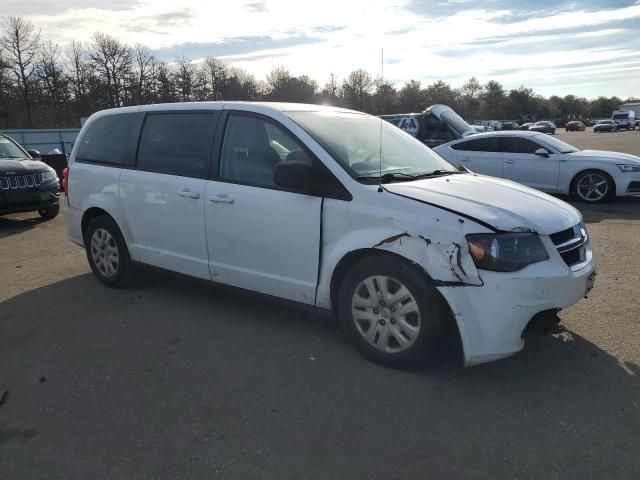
(599, 120, 612, 124)
(612, 113, 628, 120)
(538, 134, 580, 154)
(0, 136, 29, 159)
(287, 111, 457, 181)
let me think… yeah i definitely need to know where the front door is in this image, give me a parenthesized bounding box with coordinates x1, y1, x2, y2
(500, 136, 560, 192)
(204, 112, 322, 304)
(119, 111, 219, 279)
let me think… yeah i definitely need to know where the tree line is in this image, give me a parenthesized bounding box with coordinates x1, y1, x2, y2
(0, 15, 636, 129)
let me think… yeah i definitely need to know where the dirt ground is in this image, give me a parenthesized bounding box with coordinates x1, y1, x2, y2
(1, 135, 640, 478)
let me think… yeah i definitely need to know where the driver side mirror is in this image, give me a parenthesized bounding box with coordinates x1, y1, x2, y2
(27, 149, 41, 158)
(274, 161, 318, 191)
(534, 148, 549, 158)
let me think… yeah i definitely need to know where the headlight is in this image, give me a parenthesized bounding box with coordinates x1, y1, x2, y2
(617, 164, 640, 173)
(466, 233, 549, 272)
(40, 170, 57, 183)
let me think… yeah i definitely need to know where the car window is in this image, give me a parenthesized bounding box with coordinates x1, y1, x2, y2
(137, 113, 217, 178)
(0, 135, 29, 159)
(451, 137, 501, 152)
(500, 137, 541, 154)
(77, 113, 139, 165)
(220, 114, 310, 188)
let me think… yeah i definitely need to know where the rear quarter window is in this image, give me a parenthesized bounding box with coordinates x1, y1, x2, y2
(76, 113, 140, 165)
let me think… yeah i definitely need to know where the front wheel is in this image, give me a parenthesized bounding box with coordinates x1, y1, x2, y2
(38, 204, 59, 220)
(572, 170, 614, 203)
(338, 255, 448, 368)
(85, 215, 133, 287)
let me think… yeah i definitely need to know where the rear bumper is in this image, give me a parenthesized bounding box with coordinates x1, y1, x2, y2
(437, 255, 596, 366)
(63, 199, 84, 246)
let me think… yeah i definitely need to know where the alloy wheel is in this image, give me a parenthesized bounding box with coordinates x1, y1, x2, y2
(351, 275, 421, 353)
(576, 173, 609, 202)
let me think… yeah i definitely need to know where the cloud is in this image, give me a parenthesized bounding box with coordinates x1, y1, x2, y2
(153, 34, 323, 61)
(2, 0, 137, 16)
(245, 1, 268, 12)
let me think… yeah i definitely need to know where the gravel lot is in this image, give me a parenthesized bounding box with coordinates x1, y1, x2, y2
(1, 131, 640, 479)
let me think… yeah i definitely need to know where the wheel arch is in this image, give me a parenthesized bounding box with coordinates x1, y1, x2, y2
(329, 248, 464, 362)
(81, 207, 130, 249)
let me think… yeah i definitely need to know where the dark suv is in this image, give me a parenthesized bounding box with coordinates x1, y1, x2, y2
(0, 133, 61, 220)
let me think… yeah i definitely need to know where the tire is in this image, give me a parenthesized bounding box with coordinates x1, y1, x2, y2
(571, 169, 614, 203)
(38, 204, 59, 220)
(84, 215, 133, 287)
(337, 254, 448, 368)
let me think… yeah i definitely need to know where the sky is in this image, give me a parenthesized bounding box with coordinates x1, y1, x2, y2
(8, 0, 640, 98)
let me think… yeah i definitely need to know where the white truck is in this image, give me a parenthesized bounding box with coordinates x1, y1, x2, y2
(612, 110, 636, 130)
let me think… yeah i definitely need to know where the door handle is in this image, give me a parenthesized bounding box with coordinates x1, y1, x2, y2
(504, 160, 515, 165)
(178, 189, 200, 199)
(461, 157, 472, 162)
(209, 194, 234, 204)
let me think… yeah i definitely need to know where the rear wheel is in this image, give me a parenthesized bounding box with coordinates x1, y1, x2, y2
(338, 255, 448, 368)
(571, 170, 614, 203)
(38, 204, 59, 220)
(85, 215, 133, 287)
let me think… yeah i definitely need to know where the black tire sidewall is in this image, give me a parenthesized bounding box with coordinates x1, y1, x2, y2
(85, 216, 132, 287)
(337, 255, 447, 368)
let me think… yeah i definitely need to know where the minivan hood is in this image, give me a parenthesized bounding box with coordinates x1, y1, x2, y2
(569, 150, 640, 164)
(426, 104, 477, 138)
(385, 173, 581, 235)
(0, 159, 50, 173)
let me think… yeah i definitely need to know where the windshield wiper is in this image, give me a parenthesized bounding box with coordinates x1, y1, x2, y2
(0, 155, 26, 159)
(358, 170, 464, 184)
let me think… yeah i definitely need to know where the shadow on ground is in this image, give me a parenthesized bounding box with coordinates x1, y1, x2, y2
(568, 197, 640, 223)
(0, 213, 47, 239)
(1, 271, 639, 479)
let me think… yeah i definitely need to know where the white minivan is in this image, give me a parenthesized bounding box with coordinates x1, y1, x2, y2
(64, 102, 595, 367)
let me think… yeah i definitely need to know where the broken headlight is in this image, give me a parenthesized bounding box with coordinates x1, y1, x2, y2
(466, 233, 549, 272)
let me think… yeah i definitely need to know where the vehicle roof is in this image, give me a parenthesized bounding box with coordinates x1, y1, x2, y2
(89, 101, 362, 118)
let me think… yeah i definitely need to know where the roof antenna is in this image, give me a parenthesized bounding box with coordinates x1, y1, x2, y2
(378, 47, 384, 193)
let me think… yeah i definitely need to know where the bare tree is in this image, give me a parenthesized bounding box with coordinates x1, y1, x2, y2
(174, 56, 195, 102)
(38, 40, 69, 122)
(132, 43, 155, 105)
(341, 69, 372, 111)
(66, 41, 94, 114)
(89, 32, 132, 107)
(0, 16, 41, 125)
(204, 56, 227, 101)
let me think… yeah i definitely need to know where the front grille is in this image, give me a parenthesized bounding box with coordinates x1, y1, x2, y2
(0, 173, 41, 190)
(551, 224, 587, 268)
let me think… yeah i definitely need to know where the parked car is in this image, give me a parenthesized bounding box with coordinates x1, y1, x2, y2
(0, 133, 61, 219)
(434, 131, 640, 203)
(594, 120, 619, 133)
(611, 110, 636, 130)
(529, 121, 556, 134)
(519, 122, 534, 130)
(499, 121, 519, 130)
(64, 102, 596, 368)
(381, 104, 477, 148)
(565, 121, 586, 132)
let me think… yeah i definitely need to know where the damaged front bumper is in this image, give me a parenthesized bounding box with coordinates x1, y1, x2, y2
(436, 255, 596, 366)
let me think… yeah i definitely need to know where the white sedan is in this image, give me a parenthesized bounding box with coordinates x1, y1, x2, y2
(434, 131, 640, 203)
